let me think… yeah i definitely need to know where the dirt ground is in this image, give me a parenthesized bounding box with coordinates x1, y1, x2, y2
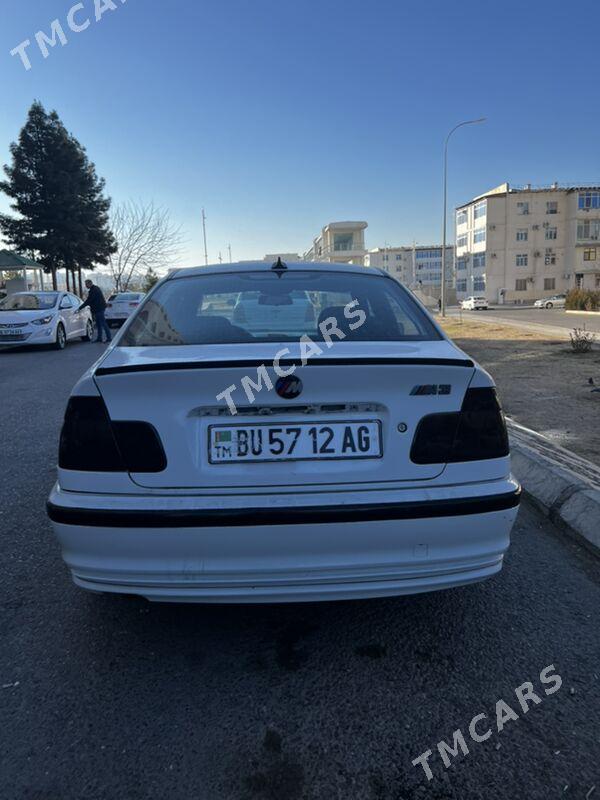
(439, 318, 600, 465)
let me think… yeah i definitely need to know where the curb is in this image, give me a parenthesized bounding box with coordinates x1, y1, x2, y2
(508, 419, 600, 555)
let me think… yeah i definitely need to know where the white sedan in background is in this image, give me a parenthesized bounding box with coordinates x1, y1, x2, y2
(105, 292, 145, 328)
(47, 261, 520, 603)
(0, 291, 93, 349)
(461, 296, 489, 311)
(533, 294, 566, 309)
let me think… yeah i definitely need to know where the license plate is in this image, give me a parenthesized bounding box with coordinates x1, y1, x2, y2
(209, 420, 382, 464)
(0, 329, 20, 336)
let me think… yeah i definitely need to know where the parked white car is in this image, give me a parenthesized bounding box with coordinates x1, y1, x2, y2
(533, 294, 566, 309)
(233, 289, 315, 334)
(0, 291, 93, 349)
(461, 296, 489, 311)
(105, 292, 145, 328)
(47, 261, 520, 603)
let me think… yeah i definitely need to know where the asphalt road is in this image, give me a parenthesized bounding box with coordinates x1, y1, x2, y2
(450, 305, 600, 333)
(1, 342, 599, 800)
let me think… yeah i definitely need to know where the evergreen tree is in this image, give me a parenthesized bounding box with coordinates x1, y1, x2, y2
(142, 266, 160, 293)
(0, 101, 116, 290)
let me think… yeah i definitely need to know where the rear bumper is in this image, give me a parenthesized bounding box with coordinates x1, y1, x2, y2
(47, 479, 520, 603)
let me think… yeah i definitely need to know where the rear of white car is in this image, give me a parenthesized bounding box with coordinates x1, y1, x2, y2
(105, 292, 144, 328)
(47, 263, 519, 603)
(461, 296, 488, 311)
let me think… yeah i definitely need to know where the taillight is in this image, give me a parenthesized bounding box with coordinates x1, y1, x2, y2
(410, 387, 509, 464)
(59, 396, 167, 472)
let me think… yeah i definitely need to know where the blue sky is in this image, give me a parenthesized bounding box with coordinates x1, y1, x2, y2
(1, 0, 599, 266)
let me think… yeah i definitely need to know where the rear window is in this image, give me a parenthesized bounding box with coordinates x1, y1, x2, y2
(121, 270, 441, 346)
(114, 293, 141, 302)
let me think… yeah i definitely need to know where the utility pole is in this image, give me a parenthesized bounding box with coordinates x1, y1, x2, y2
(441, 118, 486, 316)
(228, 243, 232, 264)
(202, 209, 208, 266)
(218, 251, 223, 264)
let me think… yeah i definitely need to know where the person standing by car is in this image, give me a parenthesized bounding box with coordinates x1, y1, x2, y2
(79, 279, 111, 343)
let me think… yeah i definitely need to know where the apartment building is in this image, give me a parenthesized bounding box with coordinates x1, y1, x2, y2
(365, 245, 454, 294)
(303, 221, 368, 264)
(455, 183, 600, 303)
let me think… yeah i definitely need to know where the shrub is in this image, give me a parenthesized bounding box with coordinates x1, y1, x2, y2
(570, 327, 597, 353)
(565, 288, 600, 311)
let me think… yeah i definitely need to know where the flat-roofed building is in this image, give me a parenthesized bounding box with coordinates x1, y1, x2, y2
(304, 221, 368, 265)
(365, 245, 455, 299)
(456, 183, 600, 303)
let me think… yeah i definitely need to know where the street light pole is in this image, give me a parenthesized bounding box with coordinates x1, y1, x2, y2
(202, 209, 208, 266)
(441, 117, 486, 317)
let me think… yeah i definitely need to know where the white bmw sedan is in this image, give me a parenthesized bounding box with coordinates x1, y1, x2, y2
(47, 262, 520, 603)
(0, 291, 93, 349)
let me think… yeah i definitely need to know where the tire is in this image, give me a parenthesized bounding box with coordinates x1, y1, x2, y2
(54, 324, 66, 350)
(546, 302, 553, 309)
(82, 319, 93, 342)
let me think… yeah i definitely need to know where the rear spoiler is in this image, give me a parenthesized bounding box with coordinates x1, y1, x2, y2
(94, 357, 475, 377)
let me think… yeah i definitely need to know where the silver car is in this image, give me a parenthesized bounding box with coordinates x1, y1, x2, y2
(533, 294, 566, 309)
(0, 291, 93, 349)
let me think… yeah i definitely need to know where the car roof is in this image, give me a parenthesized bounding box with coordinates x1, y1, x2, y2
(9, 290, 60, 296)
(166, 261, 388, 280)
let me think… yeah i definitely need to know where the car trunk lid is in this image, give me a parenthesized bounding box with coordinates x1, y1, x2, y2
(94, 341, 475, 489)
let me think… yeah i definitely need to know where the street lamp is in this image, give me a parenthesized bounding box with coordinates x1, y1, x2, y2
(441, 117, 486, 317)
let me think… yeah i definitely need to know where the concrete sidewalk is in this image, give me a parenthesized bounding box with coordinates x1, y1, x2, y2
(508, 418, 600, 554)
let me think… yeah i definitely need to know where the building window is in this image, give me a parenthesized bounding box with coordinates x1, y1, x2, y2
(457, 209, 468, 226)
(545, 227, 557, 240)
(473, 200, 487, 220)
(577, 219, 600, 241)
(584, 248, 597, 261)
(473, 253, 486, 268)
(517, 201, 529, 215)
(545, 255, 556, 265)
(473, 228, 486, 244)
(544, 278, 556, 290)
(395, 254, 402, 261)
(333, 233, 354, 252)
(516, 254, 528, 267)
(456, 279, 467, 292)
(578, 191, 600, 210)
(546, 201, 558, 214)
(456, 257, 467, 271)
(382, 254, 389, 262)
(473, 276, 486, 292)
(515, 279, 527, 291)
(596, 276, 600, 288)
(516, 229, 528, 242)
(457, 234, 468, 248)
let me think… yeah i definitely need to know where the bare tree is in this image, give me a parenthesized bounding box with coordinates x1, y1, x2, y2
(107, 200, 185, 292)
